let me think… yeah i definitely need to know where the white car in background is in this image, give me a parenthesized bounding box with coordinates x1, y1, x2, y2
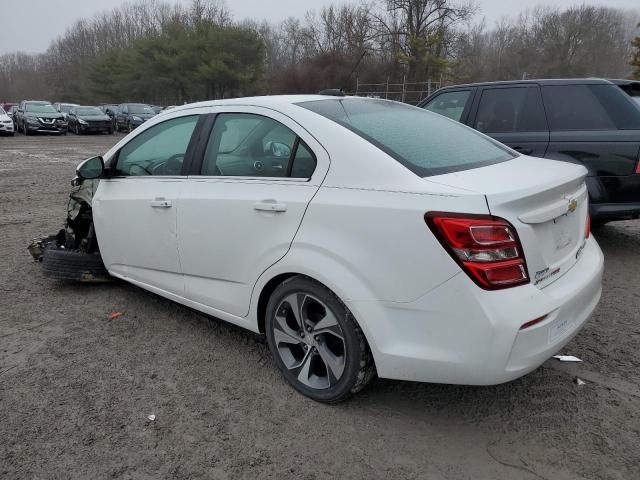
(46, 95, 604, 402)
(0, 105, 15, 136)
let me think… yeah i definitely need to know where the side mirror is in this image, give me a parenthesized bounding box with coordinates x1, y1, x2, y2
(77, 156, 104, 180)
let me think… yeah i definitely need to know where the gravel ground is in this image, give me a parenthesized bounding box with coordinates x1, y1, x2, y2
(1, 133, 639, 480)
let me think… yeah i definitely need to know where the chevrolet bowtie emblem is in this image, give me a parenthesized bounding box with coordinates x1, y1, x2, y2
(567, 199, 578, 213)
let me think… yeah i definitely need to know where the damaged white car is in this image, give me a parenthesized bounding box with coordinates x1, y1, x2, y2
(32, 95, 604, 402)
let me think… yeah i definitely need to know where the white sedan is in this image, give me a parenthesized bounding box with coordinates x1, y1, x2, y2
(70, 95, 603, 402)
(0, 105, 15, 136)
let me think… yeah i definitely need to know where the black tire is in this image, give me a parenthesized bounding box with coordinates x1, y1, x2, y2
(265, 275, 376, 403)
(74, 123, 81, 135)
(108, 127, 114, 135)
(41, 246, 111, 283)
(24, 123, 31, 136)
(127, 121, 132, 133)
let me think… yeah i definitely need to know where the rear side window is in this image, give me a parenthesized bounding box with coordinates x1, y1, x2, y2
(475, 87, 547, 133)
(202, 113, 316, 178)
(542, 85, 640, 131)
(299, 98, 514, 177)
(423, 90, 471, 121)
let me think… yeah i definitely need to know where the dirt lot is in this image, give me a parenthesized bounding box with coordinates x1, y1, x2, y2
(1, 133, 639, 480)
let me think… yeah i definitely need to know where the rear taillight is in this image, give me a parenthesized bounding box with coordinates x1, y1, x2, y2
(425, 213, 529, 290)
(585, 213, 591, 239)
(635, 160, 640, 174)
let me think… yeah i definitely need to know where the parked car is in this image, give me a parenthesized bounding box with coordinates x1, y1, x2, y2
(53, 102, 80, 121)
(67, 106, 114, 135)
(0, 105, 15, 136)
(163, 105, 177, 111)
(151, 105, 164, 114)
(34, 95, 603, 402)
(16, 100, 67, 135)
(114, 103, 156, 132)
(610, 79, 640, 107)
(420, 79, 640, 224)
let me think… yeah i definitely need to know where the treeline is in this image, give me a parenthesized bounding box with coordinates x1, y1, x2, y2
(0, 0, 639, 105)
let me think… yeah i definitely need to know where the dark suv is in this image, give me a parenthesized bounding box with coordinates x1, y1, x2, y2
(16, 100, 67, 135)
(114, 103, 156, 132)
(420, 79, 640, 223)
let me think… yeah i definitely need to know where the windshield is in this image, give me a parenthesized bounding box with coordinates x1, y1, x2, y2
(0, 106, 5, 115)
(60, 105, 77, 113)
(77, 107, 103, 116)
(26, 103, 57, 113)
(129, 104, 154, 114)
(299, 98, 514, 176)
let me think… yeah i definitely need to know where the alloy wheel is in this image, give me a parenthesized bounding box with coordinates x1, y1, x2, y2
(272, 293, 346, 389)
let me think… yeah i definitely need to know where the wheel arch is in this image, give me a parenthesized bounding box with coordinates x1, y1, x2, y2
(251, 249, 381, 361)
(256, 272, 298, 334)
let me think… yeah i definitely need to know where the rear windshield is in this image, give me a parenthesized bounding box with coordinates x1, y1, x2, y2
(298, 98, 514, 176)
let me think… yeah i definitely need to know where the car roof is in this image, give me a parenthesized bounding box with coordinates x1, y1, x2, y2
(166, 94, 366, 114)
(23, 100, 52, 104)
(434, 78, 616, 90)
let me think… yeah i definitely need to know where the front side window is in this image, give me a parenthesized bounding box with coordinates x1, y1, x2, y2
(115, 115, 198, 176)
(202, 113, 315, 178)
(300, 98, 514, 177)
(542, 84, 640, 131)
(423, 90, 471, 122)
(474, 87, 547, 133)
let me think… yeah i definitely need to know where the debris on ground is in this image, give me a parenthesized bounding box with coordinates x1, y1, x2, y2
(575, 378, 588, 386)
(147, 414, 156, 422)
(108, 312, 123, 321)
(552, 355, 582, 362)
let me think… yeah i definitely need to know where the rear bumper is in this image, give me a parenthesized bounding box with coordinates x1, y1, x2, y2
(589, 175, 640, 220)
(348, 236, 603, 385)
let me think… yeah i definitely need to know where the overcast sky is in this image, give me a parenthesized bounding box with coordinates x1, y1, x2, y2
(1, 0, 638, 55)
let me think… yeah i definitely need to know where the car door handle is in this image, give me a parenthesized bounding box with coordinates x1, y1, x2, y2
(513, 146, 533, 155)
(254, 200, 287, 212)
(150, 199, 172, 208)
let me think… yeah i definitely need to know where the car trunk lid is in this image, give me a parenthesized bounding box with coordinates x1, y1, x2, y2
(426, 156, 590, 289)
